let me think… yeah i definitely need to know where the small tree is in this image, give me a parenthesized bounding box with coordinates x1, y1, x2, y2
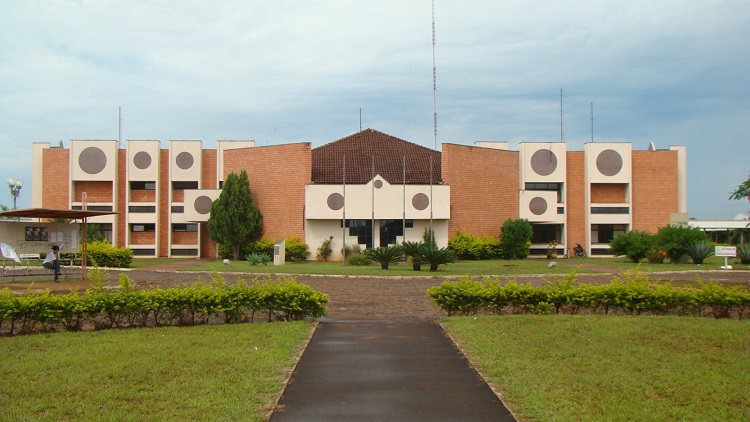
(500, 219, 533, 259)
(316, 236, 334, 261)
(610, 230, 655, 263)
(655, 224, 709, 263)
(421, 246, 456, 271)
(365, 245, 403, 270)
(729, 174, 750, 212)
(208, 170, 263, 260)
(402, 240, 425, 270)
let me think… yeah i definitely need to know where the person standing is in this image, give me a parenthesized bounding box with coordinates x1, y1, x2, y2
(43, 245, 62, 282)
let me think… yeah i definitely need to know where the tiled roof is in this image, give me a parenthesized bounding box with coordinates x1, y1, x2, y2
(312, 129, 442, 184)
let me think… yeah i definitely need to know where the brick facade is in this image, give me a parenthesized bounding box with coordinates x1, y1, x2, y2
(442, 144, 519, 238)
(158, 150, 170, 257)
(590, 183, 627, 203)
(632, 150, 679, 233)
(42, 149, 70, 209)
(566, 152, 586, 249)
(224, 143, 311, 242)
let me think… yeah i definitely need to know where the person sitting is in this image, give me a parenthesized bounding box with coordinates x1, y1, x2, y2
(43, 245, 62, 282)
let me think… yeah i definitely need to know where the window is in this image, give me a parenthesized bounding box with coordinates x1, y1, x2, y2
(531, 224, 562, 244)
(171, 248, 198, 256)
(172, 224, 198, 232)
(172, 181, 199, 190)
(591, 207, 630, 214)
(591, 224, 627, 244)
(132, 249, 156, 256)
(129, 206, 156, 213)
(130, 224, 156, 233)
(171, 206, 184, 213)
(525, 182, 563, 202)
(72, 205, 113, 211)
(341, 219, 373, 248)
(130, 181, 156, 190)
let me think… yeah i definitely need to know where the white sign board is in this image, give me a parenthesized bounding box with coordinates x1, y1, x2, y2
(715, 246, 736, 257)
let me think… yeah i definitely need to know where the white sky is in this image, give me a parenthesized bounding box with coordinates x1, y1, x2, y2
(1, 0, 748, 219)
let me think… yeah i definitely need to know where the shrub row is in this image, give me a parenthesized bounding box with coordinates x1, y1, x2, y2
(87, 240, 134, 268)
(0, 274, 328, 336)
(427, 272, 750, 319)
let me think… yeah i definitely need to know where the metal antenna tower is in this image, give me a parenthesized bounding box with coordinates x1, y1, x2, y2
(432, 0, 438, 149)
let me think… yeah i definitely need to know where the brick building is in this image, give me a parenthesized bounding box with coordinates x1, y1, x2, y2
(31, 128, 686, 259)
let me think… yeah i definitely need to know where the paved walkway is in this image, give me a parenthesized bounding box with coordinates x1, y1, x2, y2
(270, 319, 516, 421)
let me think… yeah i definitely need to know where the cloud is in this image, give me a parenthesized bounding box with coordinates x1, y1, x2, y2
(0, 0, 747, 219)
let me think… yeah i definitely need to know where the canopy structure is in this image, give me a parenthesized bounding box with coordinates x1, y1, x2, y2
(0, 208, 119, 279)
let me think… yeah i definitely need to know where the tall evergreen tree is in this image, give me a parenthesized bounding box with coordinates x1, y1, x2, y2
(207, 170, 263, 260)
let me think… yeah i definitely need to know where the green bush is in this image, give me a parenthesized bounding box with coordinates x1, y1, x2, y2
(448, 231, 503, 260)
(346, 253, 372, 266)
(655, 225, 710, 263)
(735, 244, 750, 265)
(316, 236, 334, 261)
(0, 274, 329, 336)
(284, 237, 310, 262)
(685, 241, 713, 265)
(247, 237, 275, 256)
(499, 219, 532, 259)
(426, 273, 750, 319)
(86, 240, 133, 268)
(246, 253, 271, 265)
(610, 230, 656, 263)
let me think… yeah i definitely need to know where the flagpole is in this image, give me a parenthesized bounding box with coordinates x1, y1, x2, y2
(371, 155, 375, 249)
(341, 155, 346, 264)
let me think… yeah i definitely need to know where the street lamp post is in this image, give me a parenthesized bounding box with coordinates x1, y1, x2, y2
(7, 178, 23, 210)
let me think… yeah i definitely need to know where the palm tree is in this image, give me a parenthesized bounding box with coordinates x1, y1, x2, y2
(364, 245, 403, 270)
(420, 246, 456, 272)
(401, 241, 425, 271)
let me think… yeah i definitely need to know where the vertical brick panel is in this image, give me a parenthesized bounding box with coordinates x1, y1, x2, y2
(223, 143, 311, 242)
(202, 150, 217, 189)
(566, 152, 586, 248)
(159, 151, 170, 257)
(442, 144, 519, 238)
(632, 151, 678, 233)
(116, 150, 126, 247)
(42, 149, 70, 209)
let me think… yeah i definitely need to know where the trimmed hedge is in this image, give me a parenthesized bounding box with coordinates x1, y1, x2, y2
(86, 240, 134, 268)
(0, 273, 328, 336)
(427, 272, 750, 319)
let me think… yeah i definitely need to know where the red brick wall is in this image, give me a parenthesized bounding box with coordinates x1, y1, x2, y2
(223, 144, 311, 242)
(172, 231, 198, 245)
(159, 151, 170, 257)
(130, 190, 156, 202)
(591, 183, 627, 203)
(202, 150, 217, 189)
(130, 231, 155, 245)
(172, 189, 185, 203)
(73, 181, 113, 202)
(632, 150, 679, 234)
(566, 152, 586, 249)
(42, 149, 70, 209)
(116, 151, 126, 248)
(442, 144, 519, 238)
(200, 223, 216, 258)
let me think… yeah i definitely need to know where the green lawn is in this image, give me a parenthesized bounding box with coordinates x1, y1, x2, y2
(443, 315, 750, 421)
(181, 255, 749, 276)
(0, 323, 315, 421)
(129, 257, 190, 268)
(181, 258, 597, 276)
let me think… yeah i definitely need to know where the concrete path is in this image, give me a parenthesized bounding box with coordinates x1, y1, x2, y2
(270, 319, 516, 421)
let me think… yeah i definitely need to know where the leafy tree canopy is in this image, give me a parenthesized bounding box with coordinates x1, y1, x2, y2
(730, 174, 750, 212)
(207, 170, 263, 260)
